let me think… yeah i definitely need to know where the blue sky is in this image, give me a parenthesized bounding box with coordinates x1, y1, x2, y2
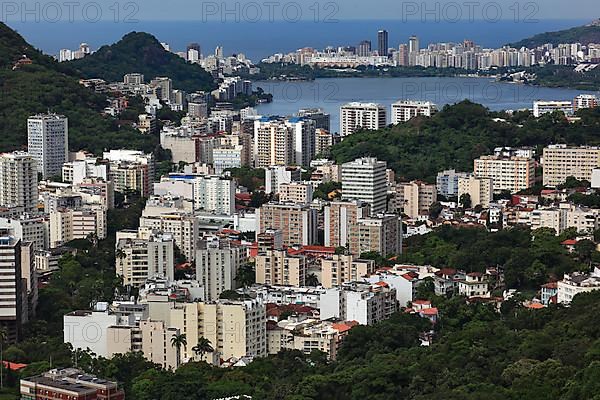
(1, 0, 598, 22)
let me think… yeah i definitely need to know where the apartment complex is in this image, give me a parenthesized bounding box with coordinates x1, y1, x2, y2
(255, 250, 307, 286)
(278, 182, 314, 204)
(321, 255, 375, 288)
(397, 181, 437, 219)
(27, 113, 69, 178)
(115, 231, 175, 287)
(196, 238, 247, 301)
(49, 206, 107, 248)
(543, 145, 600, 187)
(324, 200, 370, 248)
(257, 203, 317, 247)
(340, 103, 387, 136)
(436, 169, 470, 197)
(458, 175, 494, 208)
(341, 158, 388, 215)
(320, 281, 398, 325)
(533, 100, 573, 117)
(0, 236, 24, 342)
(391, 100, 438, 124)
(474, 155, 535, 193)
(0, 152, 38, 213)
(265, 166, 302, 194)
(139, 213, 199, 262)
(103, 150, 155, 197)
(348, 214, 401, 257)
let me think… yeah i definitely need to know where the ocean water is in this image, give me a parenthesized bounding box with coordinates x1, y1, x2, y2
(6, 19, 587, 62)
(253, 77, 600, 131)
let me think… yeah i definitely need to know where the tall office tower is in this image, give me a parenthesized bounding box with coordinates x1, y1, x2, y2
(0, 152, 38, 213)
(253, 119, 294, 168)
(408, 35, 420, 66)
(378, 30, 389, 57)
(341, 158, 388, 215)
(215, 46, 224, 59)
(357, 40, 372, 57)
(340, 103, 387, 136)
(0, 236, 23, 342)
(397, 44, 409, 66)
(27, 113, 68, 178)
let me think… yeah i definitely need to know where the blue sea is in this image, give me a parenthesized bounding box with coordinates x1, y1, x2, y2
(6, 19, 588, 62)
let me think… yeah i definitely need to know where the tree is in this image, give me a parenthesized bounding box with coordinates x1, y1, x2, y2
(0, 328, 6, 389)
(459, 193, 472, 209)
(236, 263, 256, 288)
(306, 273, 320, 287)
(192, 337, 214, 362)
(429, 202, 443, 219)
(170, 334, 187, 367)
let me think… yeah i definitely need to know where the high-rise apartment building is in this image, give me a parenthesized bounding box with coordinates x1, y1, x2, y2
(543, 145, 600, 187)
(139, 213, 199, 262)
(340, 103, 387, 136)
(341, 158, 388, 215)
(27, 113, 68, 178)
(391, 100, 438, 124)
(196, 238, 247, 301)
(357, 40, 372, 57)
(116, 232, 175, 287)
(321, 255, 375, 288)
(0, 236, 24, 342)
(324, 200, 370, 248)
(278, 182, 314, 204)
(474, 155, 535, 193)
(265, 166, 302, 194)
(397, 181, 438, 219)
(253, 118, 294, 167)
(0, 152, 38, 213)
(458, 175, 494, 208)
(297, 108, 331, 131)
(257, 203, 317, 247)
(348, 214, 401, 257)
(104, 150, 155, 197)
(255, 249, 307, 287)
(436, 169, 470, 197)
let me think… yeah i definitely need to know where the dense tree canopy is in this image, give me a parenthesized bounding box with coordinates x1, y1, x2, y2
(331, 101, 600, 181)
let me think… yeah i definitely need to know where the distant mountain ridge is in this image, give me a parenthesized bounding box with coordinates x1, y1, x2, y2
(0, 23, 157, 155)
(69, 32, 216, 92)
(509, 20, 600, 48)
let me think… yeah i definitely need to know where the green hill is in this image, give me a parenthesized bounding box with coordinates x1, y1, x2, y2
(69, 32, 216, 92)
(509, 20, 600, 48)
(0, 23, 158, 155)
(330, 101, 600, 182)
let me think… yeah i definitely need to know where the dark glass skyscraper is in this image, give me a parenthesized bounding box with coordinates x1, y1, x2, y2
(378, 30, 389, 57)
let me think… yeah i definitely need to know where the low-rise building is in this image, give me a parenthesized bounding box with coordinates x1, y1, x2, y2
(320, 255, 375, 289)
(320, 281, 398, 325)
(20, 368, 125, 400)
(557, 268, 600, 304)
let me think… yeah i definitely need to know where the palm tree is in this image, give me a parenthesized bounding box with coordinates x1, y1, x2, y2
(306, 273, 320, 287)
(192, 337, 214, 362)
(170, 333, 187, 366)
